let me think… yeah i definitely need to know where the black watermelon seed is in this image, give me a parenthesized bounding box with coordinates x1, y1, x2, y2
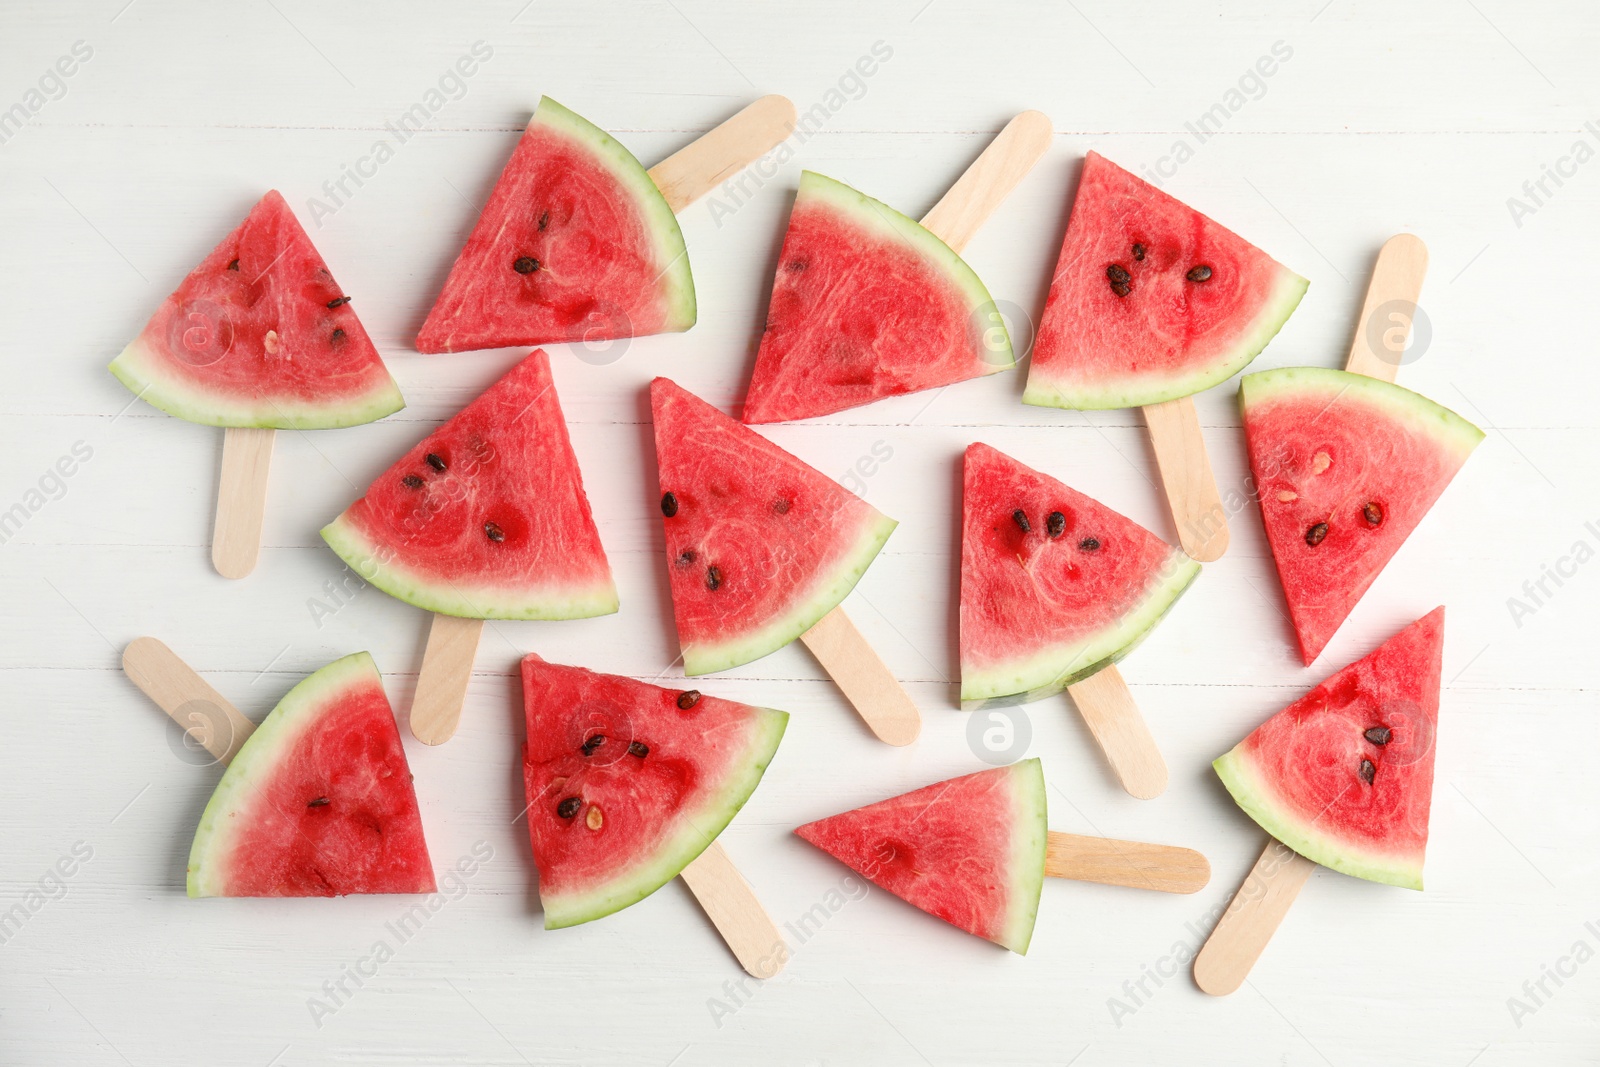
(1012, 509, 1031, 533)
(326, 296, 351, 309)
(330, 328, 346, 344)
(628, 740, 649, 757)
(513, 256, 541, 274)
(675, 548, 696, 566)
(1132, 243, 1146, 261)
(706, 566, 722, 591)
(227, 258, 240, 271)
(580, 734, 605, 756)
(1363, 501, 1384, 526)
(1364, 726, 1392, 745)
(402, 474, 424, 490)
(1358, 759, 1376, 785)
(1110, 279, 1132, 298)
(1186, 265, 1214, 283)
(1046, 511, 1066, 539)
(307, 796, 330, 807)
(660, 492, 678, 517)
(772, 498, 791, 515)
(1079, 537, 1101, 551)
(1106, 264, 1131, 284)
(677, 690, 701, 710)
(425, 453, 447, 472)
(1306, 522, 1329, 547)
(484, 521, 505, 543)
(786, 259, 808, 272)
(557, 796, 582, 819)
(538, 210, 550, 231)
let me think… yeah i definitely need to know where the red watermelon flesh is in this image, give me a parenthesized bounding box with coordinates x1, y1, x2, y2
(794, 760, 1047, 954)
(960, 443, 1199, 707)
(742, 171, 1012, 424)
(321, 349, 617, 620)
(521, 656, 787, 927)
(1214, 608, 1443, 889)
(1241, 368, 1482, 664)
(1024, 152, 1307, 410)
(109, 191, 403, 428)
(417, 97, 695, 354)
(188, 653, 435, 897)
(651, 377, 897, 675)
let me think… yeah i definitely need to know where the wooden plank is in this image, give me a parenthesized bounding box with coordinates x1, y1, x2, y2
(1142, 398, 1228, 562)
(798, 607, 921, 746)
(647, 95, 796, 214)
(1044, 831, 1209, 894)
(1344, 233, 1429, 382)
(120, 636, 256, 764)
(1065, 665, 1168, 799)
(678, 841, 789, 979)
(1192, 841, 1317, 996)
(920, 110, 1052, 253)
(409, 613, 485, 745)
(211, 427, 274, 580)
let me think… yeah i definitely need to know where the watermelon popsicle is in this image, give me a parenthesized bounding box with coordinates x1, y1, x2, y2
(107, 191, 406, 579)
(1193, 608, 1444, 995)
(1023, 152, 1310, 563)
(795, 761, 1210, 955)
(961, 444, 1199, 799)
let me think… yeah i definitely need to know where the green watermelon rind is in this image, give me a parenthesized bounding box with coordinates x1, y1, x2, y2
(998, 758, 1049, 955)
(1238, 366, 1485, 460)
(1023, 269, 1308, 411)
(108, 337, 406, 430)
(542, 706, 789, 928)
(536, 96, 696, 334)
(797, 170, 1014, 373)
(681, 512, 899, 677)
(320, 512, 620, 621)
(188, 652, 400, 897)
(1213, 746, 1424, 890)
(960, 550, 1201, 709)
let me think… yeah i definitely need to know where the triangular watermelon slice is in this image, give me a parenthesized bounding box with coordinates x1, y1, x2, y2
(794, 760, 1048, 954)
(188, 652, 435, 897)
(1241, 368, 1482, 664)
(1024, 152, 1307, 410)
(521, 655, 787, 927)
(109, 191, 403, 428)
(741, 171, 1012, 424)
(416, 97, 695, 354)
(651, 377, 898, 675)
(1214, 608, 1444, 889)
(960, 443, 1200, 708)
(321, 349, 617, 620)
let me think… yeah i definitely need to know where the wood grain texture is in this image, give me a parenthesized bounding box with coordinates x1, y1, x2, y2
(647, 94, 796, 214)
(1192, 841, 1317, 996)
(121, 636, 256, 764)
(210, 427, 274, 579)
(1142, 397, 1228, 562)
(409, 613, 484, 745)
(1044, 831, 1210, 894)
(1344, 234, 1429, 382)
(798, 606, 921, 746)
(677, 841, 789, 979)
(920, 110, 1052, 253)
(1064, 664, 1168, 799)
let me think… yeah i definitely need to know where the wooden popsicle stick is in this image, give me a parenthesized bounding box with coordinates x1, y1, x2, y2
(212, 427, 275, 579)
(679, 840, 789, 979)
(920, 110, 1053, 254)
(798, 607, 921, 746)
(1344, 233, 1428, 383)
(122, 636, 256, 765)
(1064, 665, 1168, 799)
(410, 613, 485, 746)
(1143, 398, 1229, 562)
(647, 95, 797, 215)
(1193, 840, 1317, 996)
(1044, 831, 1210, 894)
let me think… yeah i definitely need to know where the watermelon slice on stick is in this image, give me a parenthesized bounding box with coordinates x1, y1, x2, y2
(651, 378, 917, 745)
(1024, 152, 1309, 562)
(321, 349, 617, 745)
(121, 638, 436, 897)
(961, 444, 1200, 798)
(521, 656, 789, 976)
(795, 760, 1209, 954)
(1193, 608, 1444, 995)
(107, 191, 405, 579)
(418, 95, 796, 354)
(741, 111, 1051, 423)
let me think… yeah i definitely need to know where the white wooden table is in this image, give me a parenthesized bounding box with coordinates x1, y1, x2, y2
(3, 2, 1597, 1063)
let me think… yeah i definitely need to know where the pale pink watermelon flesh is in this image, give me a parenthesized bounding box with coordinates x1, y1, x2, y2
(520, 656, 787, 927)
(1241, 368, 1482, 664)
(960, 443, 1199, 707)
(188, 653, 434, 897)
(651, 377, 897, 675)
(1214, 608, 1444, 889)
(109, 191, 403, 428)
(742, 171, 1012, 424)
(1024, 152, 1307, 410)
(417, 97, 694, 354)
(794, 760, 1047, 954)
(321, 349, 617, 620)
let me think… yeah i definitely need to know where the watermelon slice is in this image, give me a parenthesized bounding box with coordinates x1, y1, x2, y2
(794, 760, 1047, 954)
(417, 97, 695, 354)
(651, 378, 897, 675)
(1214, 608, 1444, 889)
(520, 655, 787, 927)
(960, 443, 1200, 708)
(1241, 368, 1482, 664)
(321, 349, 617, 620)
(741, 171, 1012, 424)
(1024, 152, 1308, 410)
(109, 191, 403, 428)
(188, 652, 435, 897)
